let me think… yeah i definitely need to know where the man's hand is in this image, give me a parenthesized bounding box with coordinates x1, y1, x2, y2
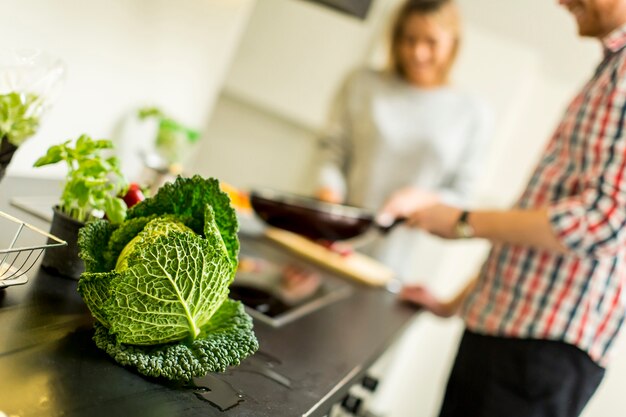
(399, 285, 456, 318)
(400, 277, 479, 318)
(406, 204, 462, 239)
(378, 187, 440, 224)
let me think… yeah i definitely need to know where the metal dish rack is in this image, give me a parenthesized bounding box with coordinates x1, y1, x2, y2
(0, 210, 66, 289)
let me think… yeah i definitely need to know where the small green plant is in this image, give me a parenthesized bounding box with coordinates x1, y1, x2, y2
(34, 134, 128, 224)
(0, 92, 42, 146)
(138, 107, 199, 166)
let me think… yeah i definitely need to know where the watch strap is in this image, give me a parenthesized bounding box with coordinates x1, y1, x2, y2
(455, 210, 474, 239)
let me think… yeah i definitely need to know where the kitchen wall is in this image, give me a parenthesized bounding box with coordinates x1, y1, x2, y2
(192, 0, 624, 416)
(2, 0, 256, 180)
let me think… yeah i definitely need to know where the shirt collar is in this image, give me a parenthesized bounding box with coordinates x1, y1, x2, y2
(602, 23, 626, 54)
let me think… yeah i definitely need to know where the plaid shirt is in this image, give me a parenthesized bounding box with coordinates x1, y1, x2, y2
(462, 25, 626, 366)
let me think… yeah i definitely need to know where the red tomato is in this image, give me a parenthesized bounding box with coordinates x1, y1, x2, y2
(122, 183, 145, 208)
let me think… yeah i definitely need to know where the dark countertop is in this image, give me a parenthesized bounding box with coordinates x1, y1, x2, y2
(0, 177, 417, 417)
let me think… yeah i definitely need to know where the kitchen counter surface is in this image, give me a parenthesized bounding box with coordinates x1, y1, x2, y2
(0, 177, 417, 417)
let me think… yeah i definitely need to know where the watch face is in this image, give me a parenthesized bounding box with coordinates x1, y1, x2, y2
(456, 223, 473, 239)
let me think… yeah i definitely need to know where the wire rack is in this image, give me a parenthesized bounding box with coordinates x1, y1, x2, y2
(0, 210, 67, 289)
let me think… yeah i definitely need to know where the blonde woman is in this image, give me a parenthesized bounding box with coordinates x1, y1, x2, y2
(316, 0, 493, 277)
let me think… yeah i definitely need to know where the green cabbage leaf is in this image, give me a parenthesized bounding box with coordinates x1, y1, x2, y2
(77, 176, 258, 380)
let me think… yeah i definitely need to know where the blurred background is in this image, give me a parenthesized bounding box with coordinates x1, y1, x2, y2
(2, 0, 623, 415)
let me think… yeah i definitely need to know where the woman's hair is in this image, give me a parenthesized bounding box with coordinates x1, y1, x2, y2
(388, 0, 461, 82)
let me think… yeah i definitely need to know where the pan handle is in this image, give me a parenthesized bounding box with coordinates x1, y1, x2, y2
(376, 217, 407, 234)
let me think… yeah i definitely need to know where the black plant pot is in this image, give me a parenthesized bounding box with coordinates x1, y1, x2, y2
(41, 206, 85, 280)
(0, 136, 18, 183)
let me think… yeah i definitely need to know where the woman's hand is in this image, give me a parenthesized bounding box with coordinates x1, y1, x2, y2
(399, 284, 456, 318)
(315, 187, 343, 204)
(378, 187, 440, 224)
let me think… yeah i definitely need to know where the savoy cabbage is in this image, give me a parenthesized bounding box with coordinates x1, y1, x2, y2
(77, 176, 258, 380)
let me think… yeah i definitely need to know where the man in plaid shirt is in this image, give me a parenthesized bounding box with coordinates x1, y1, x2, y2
(381, 0, 626, 416)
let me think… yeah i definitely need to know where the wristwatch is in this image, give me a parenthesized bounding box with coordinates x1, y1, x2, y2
(455, 210, 475, 239)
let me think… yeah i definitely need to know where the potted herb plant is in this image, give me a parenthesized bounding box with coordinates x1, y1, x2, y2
(34, 134, 128, 279)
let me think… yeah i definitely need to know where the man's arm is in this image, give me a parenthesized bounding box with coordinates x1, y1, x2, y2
(470, 209, 567, 252)
(404, 205, 568, 253)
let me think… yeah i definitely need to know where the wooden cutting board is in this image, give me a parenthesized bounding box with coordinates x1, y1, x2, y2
(264, 227, 395, 287)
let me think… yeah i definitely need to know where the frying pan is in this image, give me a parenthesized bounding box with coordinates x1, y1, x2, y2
(249, 188, 405, 242)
